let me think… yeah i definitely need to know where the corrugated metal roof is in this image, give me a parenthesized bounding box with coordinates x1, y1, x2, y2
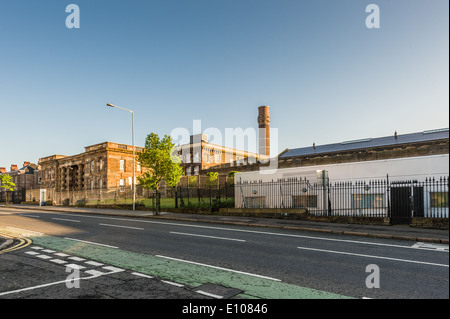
(280, 128, 449, 158)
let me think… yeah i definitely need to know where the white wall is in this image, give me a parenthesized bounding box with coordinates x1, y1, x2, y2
(236, 154, 449, 183)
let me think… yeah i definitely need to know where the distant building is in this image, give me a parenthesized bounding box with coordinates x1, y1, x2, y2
(0, 162, 40, 203)
(38, 141, 144, 192)
(176, 133, 264, 177)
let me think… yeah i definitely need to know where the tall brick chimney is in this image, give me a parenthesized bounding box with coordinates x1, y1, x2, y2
(0, 167, 6, 174)
(23, 161, 31, 167)
(10, 165, 18, 171)
(257, 105, 271, 156)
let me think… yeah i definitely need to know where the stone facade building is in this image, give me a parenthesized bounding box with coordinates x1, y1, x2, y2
(1, 162, 40, 203)
(39, 142, 144, 193)
(177, 133, 264, 177)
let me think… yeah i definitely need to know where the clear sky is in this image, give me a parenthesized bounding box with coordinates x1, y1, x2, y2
(0, 0, 448, 169)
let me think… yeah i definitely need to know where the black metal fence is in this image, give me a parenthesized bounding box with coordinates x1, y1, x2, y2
(235, 176, 449, 224)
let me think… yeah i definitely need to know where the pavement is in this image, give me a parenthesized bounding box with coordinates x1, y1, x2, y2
(0, 204, 448, 245)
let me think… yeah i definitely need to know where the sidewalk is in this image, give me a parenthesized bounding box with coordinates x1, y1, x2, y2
(1, 204, 448, 244)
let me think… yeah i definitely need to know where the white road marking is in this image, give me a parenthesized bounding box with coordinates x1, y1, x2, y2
(161, 280, 184, 287)
(297, 246, 449, 268)
(170, 231, 246, 242)
(30, 246, 43, 250)
(85, 261, 104, 267)
(156, 255, 281, 282)
(68, 256, 86, 262)
(66, 263, 86, 270)
(411, 242, 449, 252)
(64, 237, 118, 249)
(131, 272, 154, 279)
(102, 266, 124, 272)
(0, 265, 124, 297)
(50, 259, 68, 265)
(6, 227, 44, 236)
(36, 255, 52, 260)
(25, 251, 40, 256)
(19, 214, 40, 218)
(99, 223, 144, 230)
(52, 217, 81, 223)
(42, 249, 56, 253)
(196, 290, 223, 299)
(52, 212, 446, 253)
(54, 252, 70, 257)
(85, 269, 106, 276)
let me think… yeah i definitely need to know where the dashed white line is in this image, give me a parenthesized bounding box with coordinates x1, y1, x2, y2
(170, 231, 246, 242)
(36, 255, 52, 260)
(52, 217, 81, 223)
(25, 251, 40, 256)
(0, 265, 124, 297)
(85, 261, 104, 267)
(99, 223, 144, 230)
(50, 259, 68, 265)
(156, 255, 281, 282)
(196, 290, 223, 299)
(68, 256, 86, 262)
(131, 272, 153, 279)
(64, 237, 118, 249)
(162, 280, 184, 288)
(66, 263, 86, 270)
(42, 249, 56, 253)
(297, 246, 450, 268)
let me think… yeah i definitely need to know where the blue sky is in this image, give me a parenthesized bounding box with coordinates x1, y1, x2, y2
(0, 0, 448, 168)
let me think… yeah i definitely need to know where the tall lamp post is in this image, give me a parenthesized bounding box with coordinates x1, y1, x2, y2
(107, 103, 136, 211)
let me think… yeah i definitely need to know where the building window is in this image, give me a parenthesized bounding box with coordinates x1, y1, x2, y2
(119, 179, 125, 192)
(99, 179, 103, 189)
(137, 162, 141, 172)
(293, 195, 318, 208)
(430, 192, 448, 208)
(90, 161, 94, 172)
(120, 159, 125, 172)
(99, 158, 103, 171)
(352, 194, 385, 209)
(245, 197, 265, 208)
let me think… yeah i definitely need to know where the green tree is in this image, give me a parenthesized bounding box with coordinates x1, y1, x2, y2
(206, 172, 218, 187)
(138, 133, 183, 215)
(227, 171, 240, 185)
(0, 174, 16, 206)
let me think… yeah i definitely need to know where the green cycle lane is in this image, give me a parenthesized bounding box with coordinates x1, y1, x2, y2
(30, 235, 354, 299)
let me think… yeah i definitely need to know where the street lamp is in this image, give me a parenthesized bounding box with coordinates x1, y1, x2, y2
(107, 103, 136, 211)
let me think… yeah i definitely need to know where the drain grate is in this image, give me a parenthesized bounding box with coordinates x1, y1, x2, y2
(195, 283, 242, 299)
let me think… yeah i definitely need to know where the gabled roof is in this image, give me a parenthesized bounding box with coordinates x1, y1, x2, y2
(279, 128, 449, 159)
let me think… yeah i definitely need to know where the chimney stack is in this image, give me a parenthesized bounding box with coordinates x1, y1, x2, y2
(23, 161, 30, 167)
(0, 167, 6, 174)
(258, 106, 271, 156)
(10, 165, 18, 171)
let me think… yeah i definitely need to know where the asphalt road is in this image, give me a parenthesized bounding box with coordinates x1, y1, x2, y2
(0, 207, 448, 300)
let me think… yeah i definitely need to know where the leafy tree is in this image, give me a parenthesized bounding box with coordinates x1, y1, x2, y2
(227, 171, 240, 185)
(0, 174, 16, 206)
(188, 176, 198, 187)
(206, 172, 218, 186)
(138, 133, 183, 214)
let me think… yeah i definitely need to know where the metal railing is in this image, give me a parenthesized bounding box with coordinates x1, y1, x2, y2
(235, 176, 449, 223)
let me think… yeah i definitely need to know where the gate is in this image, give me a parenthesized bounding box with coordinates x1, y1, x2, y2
(390, 183, 425, 224)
